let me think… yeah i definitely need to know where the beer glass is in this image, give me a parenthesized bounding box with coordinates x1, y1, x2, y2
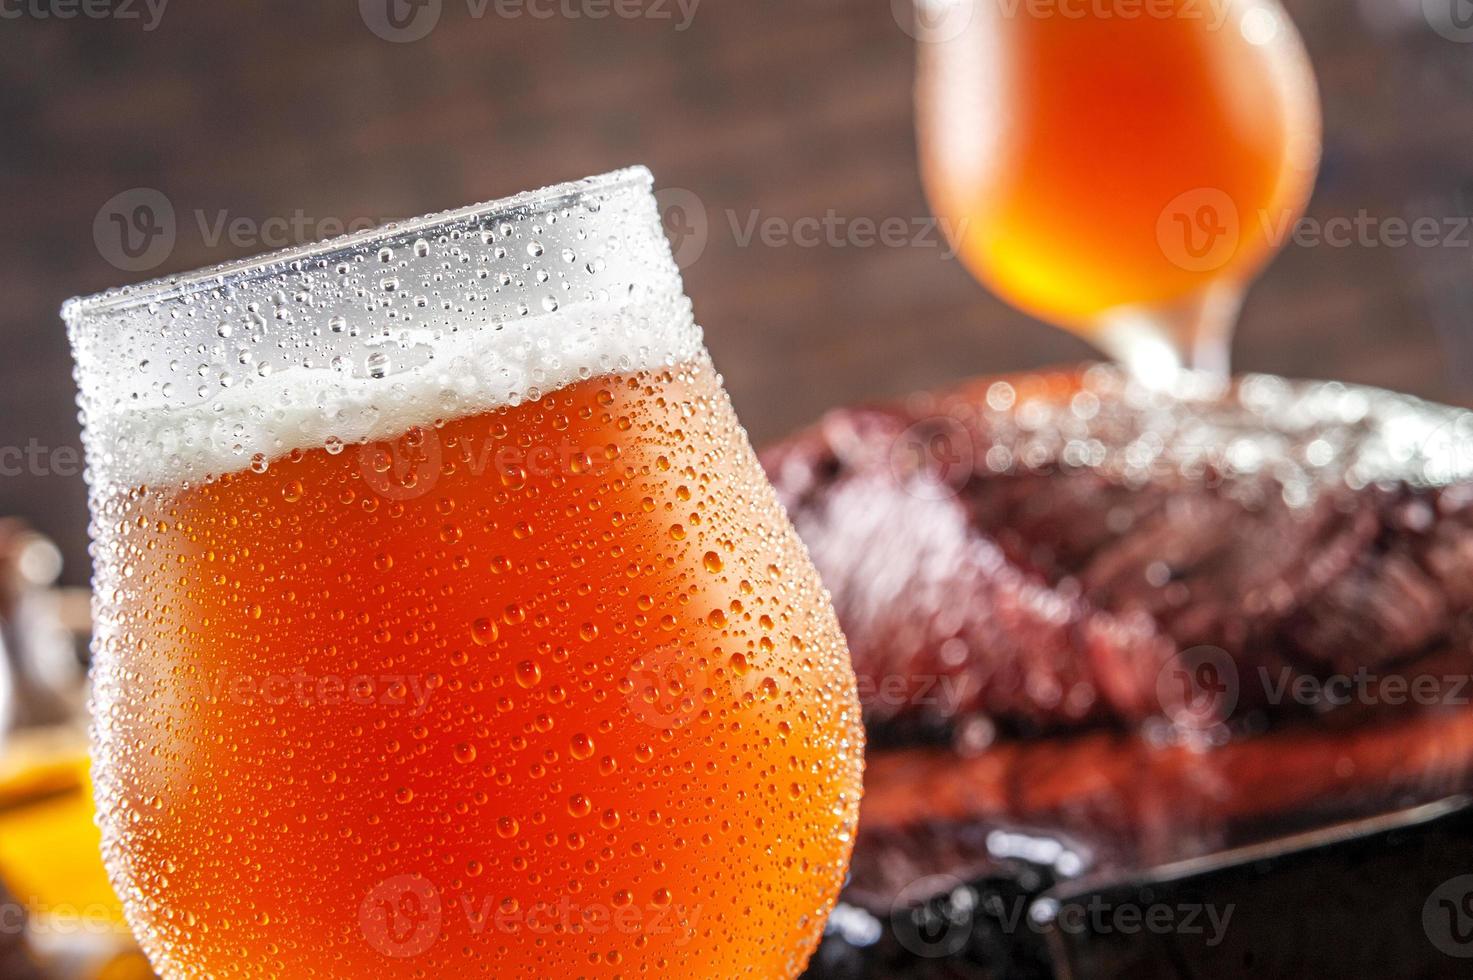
(915, 0, 1321, 378)
(65, 168, 864, 978)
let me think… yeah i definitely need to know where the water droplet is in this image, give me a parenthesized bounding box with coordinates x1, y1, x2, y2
(472, 618, 499, 646)
(515, 660, 542, 688)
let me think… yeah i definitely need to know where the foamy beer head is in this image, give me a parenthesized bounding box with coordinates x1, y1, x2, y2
(67, 168, 702, 489)
(65, 169, 864, 979)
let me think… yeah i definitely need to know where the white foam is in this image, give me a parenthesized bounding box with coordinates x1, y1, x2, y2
(96, 300, 702, 488)
(67, 168, 701, 489)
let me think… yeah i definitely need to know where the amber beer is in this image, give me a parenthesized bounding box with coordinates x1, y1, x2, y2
(68, 170, 864, 978)
(916, 0, 1320, 373)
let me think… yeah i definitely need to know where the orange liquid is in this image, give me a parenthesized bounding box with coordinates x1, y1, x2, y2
(90, 361, 864, 978)
(918, 0, 1320, 333)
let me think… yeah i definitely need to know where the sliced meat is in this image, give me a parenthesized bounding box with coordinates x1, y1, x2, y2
(760, 366, 1473, 737)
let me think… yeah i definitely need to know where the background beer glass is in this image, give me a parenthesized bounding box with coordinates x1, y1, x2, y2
(64, 168, 864, 978)
(916, 0, 1322, 379)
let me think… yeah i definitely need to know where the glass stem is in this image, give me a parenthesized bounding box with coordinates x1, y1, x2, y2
(1092, 282, 1244, 386)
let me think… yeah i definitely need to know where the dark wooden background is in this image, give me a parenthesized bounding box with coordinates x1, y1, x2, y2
(3, 0, 1472, 585)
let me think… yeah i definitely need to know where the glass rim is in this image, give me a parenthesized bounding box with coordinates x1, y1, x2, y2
(62, 165, 654, 322)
